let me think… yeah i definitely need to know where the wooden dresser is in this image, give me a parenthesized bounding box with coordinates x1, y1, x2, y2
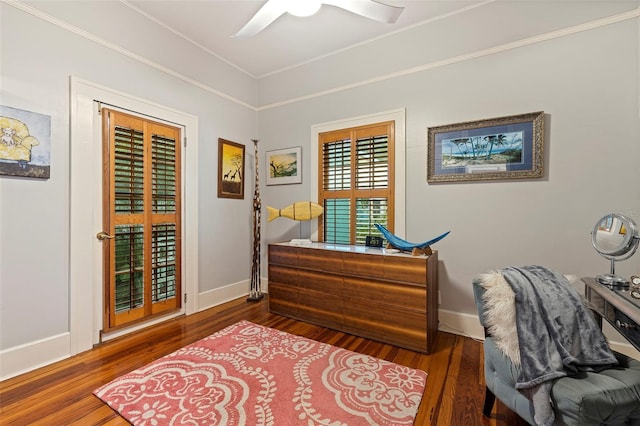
(268, 242, 438, 353)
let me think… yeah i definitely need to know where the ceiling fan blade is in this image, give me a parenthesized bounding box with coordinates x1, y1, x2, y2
(233, 0, 288, 39)
(323, 0, 404, 23)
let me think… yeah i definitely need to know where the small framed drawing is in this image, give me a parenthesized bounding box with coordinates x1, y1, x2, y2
(266, 146, 302, 185)
(427, 111, 544, 183)
(218, 138, 245, 199)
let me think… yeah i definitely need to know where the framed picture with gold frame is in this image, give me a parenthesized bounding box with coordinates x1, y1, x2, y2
(217, 138, 245, 199)
(427, 111, 544, 183)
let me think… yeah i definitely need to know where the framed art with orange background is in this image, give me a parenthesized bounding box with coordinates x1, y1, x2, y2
(218, 138, 245, 199)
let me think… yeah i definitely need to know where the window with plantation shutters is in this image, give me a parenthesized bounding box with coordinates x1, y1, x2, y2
(319, 121, 394, 245)
(102, 109, 181, 330)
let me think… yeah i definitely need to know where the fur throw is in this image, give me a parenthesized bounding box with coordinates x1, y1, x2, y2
(477, 271, 520, 365)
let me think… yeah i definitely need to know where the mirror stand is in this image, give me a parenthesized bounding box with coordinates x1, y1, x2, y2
(592, 213, 640, 289)
(597, 257, 633, 287)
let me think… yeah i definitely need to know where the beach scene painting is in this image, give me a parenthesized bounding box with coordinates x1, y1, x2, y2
(427, 111, 544, 182)
(440, 131, 523, 169)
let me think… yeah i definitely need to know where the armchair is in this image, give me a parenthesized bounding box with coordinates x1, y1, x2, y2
(0, 116, 40, 162)
(473, 273, 640, 425)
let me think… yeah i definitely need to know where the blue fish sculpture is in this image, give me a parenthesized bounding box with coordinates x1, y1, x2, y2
(374, 224, 450, 253)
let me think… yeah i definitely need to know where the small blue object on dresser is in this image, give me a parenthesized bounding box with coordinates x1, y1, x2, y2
(374, 223, 449, 255)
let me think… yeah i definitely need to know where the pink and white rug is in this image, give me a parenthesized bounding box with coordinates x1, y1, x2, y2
(94, 320, 427, 425)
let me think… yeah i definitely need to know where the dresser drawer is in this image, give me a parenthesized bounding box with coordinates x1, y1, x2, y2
(268, 243, 438, 353)
(342, 276, 427, 311)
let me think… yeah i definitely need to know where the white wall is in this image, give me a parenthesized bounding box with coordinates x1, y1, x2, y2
(257, 7, 640, 354)
(257, 1, 638, 107)
(1, 0, 639, 379)
(0, 2, 257, 367)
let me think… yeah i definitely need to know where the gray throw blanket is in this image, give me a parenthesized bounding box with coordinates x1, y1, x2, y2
(501, 266, 618, 426)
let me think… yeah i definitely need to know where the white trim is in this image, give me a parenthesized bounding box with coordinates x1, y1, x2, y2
(309, 109, 406, 241)
(101, 311, 185, 342)
(5, 0, 637, 111)
(0, 333, 70, 381)
(69, 77, 199, 354)
(197, 276, 269, 312)
(4, 0, 255, 111)
(439, 310, 640, 360)
(610, 341, 640, 360)
(120, 0, 255, 79)
(257, 6, 640, 111)
(602, 321, 640, 360)
(257, 0, 496, 79)
(2, 300, 635, 380)
(438, 309, 485, 341)
(197, 279, 261, 312)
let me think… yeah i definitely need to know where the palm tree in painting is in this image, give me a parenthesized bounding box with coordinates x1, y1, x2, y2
(484, 134, 507, 160)
(450, 138, 471, 158)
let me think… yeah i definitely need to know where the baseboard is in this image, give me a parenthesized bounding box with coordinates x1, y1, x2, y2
(438, 309, 640, 360)
(0, 333, 71, 381)
(5, 295, 632, 382)
(602, 321, 640, 359)
(197, 277, 268, 312)
(438, 308, 485, 341)
(610, 341, 640, 359)
(0, 278, 270, 382)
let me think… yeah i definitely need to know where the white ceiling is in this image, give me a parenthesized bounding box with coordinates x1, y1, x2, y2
(22, 0, 486, 78)
(126, 0, 491, 77)
(19, 0, 640, 79)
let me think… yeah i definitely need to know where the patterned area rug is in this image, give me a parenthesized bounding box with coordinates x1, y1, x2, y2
(94, 320, 427, 425)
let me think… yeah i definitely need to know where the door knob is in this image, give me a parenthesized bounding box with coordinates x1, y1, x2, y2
(96, 231, 115, 241)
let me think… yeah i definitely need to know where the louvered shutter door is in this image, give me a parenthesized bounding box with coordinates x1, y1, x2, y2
(103, 110, 181, 329)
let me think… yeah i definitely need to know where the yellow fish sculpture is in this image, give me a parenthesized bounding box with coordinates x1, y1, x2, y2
(267, 201, 323, 222)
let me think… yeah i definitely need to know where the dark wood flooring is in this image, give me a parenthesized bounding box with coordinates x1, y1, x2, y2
(0, 296, 528, 425)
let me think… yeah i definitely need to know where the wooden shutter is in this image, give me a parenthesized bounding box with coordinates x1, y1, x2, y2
(103, 109, 181, 330)
(318, 121, 394, 245)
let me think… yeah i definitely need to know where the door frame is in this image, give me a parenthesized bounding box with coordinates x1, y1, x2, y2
(70, 77, 199, 353)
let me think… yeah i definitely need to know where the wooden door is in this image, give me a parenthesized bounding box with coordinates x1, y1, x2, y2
(100, 108, 182, 331)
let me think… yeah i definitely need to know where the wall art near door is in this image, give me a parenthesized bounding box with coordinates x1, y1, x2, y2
(0, 105, 51, 179)
(266, 146, 302, 185)
(427, 111, 544, 183)
(218, 138, 245, 199)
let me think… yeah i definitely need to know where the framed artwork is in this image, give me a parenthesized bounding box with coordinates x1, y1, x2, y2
(266, 146, 302, 185)
(217, 138, 245, 199)
(427, 111, 544, 183)
(0, 105, 51, 179)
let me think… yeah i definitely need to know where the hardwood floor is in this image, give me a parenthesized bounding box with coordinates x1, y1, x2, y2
(0, 296, 528, 426)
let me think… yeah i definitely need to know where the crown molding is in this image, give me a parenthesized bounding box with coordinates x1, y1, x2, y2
(4, 0, 638, 112)
(2, 0, 256, 111)
(257, 6, 640, 111)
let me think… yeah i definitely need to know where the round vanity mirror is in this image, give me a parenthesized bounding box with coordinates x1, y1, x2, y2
(592, 213, 640, 287)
